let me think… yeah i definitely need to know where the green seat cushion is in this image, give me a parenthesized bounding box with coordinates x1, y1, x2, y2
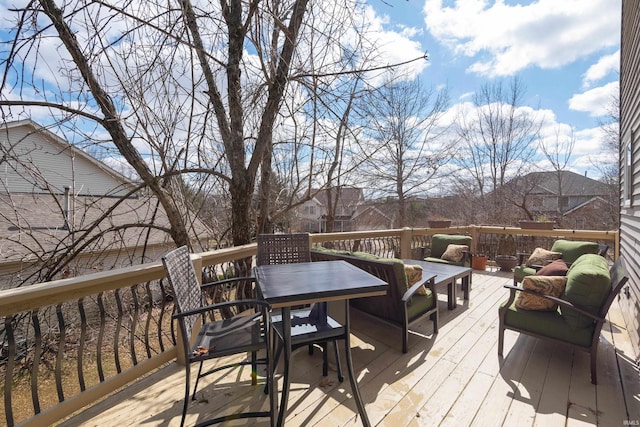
(501, 300, 594, 347)
(407, 291, 435, 321)
(514, 265, 536, 282)
(430, 234, 472, 258)
(561, 254, 611, 329)
(550, 240, 599, 265)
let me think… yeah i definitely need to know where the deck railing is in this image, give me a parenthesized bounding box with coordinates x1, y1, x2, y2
(0, 226, 618, 426)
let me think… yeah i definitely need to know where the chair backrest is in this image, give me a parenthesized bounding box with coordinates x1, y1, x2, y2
(161, 246, 201, 341)
(430, 234, 472, 258)
(598, 257, 629, 319)
(257, 233, 311, 266)
(550, 239, 599, 265)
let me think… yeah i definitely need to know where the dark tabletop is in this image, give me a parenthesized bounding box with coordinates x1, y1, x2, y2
(255, 260, 388, 308)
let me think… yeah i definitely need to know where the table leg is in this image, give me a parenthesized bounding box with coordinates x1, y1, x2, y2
(447, 280, 457, 309)
(276, 307, 292, 427)
(462, 274, 471, 300)
(343, 300, 371, 427)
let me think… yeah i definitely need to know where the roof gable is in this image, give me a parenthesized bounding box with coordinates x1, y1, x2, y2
(1, 120, 136, 197)
(313, 187, 364, 207)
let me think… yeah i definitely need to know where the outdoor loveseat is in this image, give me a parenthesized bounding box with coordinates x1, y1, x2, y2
(310, 248, 438, 353)
(513, 239, 603, 284)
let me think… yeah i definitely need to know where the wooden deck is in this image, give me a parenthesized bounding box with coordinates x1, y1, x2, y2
(59, 269, 640, 426)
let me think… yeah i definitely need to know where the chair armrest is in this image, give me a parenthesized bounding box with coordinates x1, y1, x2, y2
(402, 275, 437, 302)
(502, 284, 603, 322)
(200, 276, 255, 290)
(516, 252, 530, 265)
(173, 298, 270, 320)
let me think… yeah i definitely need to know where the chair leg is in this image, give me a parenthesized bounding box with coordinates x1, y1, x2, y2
(591, 348, 598, 385)
(192, 360, 204, 401)
(333, 341, 344, 382)
(498, 325, 504, 356)
(322, 343, 329, 377)
(251, 350, 258, 386)
(403, 324, 408, 353)
(432, 310, 439, 334)
(181, 364, 191, 427)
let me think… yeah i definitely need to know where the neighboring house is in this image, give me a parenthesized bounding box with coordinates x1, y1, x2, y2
(0, 120, 213, 288)
(292, 187, 365, 233)
(523, 170, 612, 213)
(500, 170, 616, 228)
(620, 0, 640, 361)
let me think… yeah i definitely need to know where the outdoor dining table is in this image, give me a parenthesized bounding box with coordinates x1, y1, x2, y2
(254, 260, 388, 427)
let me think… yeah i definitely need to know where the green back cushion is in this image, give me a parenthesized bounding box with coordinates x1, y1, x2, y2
(561, 254, 611, 329)
(550, 240, 599, 265)
(430, 234, 472, 258)
(350, 251, 409, 293)
(311, 246, 352, 256)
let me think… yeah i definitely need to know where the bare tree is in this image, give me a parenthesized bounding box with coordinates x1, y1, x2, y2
(455, 77, 542, 222)
(539, 127, 576, 220)
(358, 77, 455, 227)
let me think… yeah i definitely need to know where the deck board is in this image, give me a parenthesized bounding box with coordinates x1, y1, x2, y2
(58, 269, 638, 427)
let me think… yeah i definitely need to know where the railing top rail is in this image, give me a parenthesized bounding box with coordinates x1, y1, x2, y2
(0, 244, 259, 317)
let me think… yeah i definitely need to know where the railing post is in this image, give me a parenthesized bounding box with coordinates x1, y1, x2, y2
(469, 225, 478, 255)
(400, 227, 413, 259)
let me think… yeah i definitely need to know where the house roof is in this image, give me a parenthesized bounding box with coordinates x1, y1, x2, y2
(519, 171, 611, 196)
(1, 119, 138, 196)
(312, 187, 364, 207)
(0, 120, 214, 268)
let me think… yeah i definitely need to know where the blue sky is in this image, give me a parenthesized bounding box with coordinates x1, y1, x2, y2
(0, 0, 621, 180)
(366, 0, 621, 176)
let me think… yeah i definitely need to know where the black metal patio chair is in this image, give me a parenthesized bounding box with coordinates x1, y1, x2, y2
(162, 245, 275, 427)
(257, 233, 344, 381)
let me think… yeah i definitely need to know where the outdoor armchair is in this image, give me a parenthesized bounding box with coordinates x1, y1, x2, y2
(499, 255, 628, 384)
(424, 233, 472, 268)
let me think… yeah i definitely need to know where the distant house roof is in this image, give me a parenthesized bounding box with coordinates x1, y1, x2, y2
(313, 187, 364, 208)
(518, 171, 611, 196)
(0, 120, 213, 273)
(1, 119, 137, 197)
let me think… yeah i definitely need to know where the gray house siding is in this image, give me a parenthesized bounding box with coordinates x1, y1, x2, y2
(1, 121, 135, 197)
(620, 0, 640, 360)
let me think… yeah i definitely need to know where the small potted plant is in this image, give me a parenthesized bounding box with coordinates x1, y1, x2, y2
(472, 253, 488, 270)
(495, 235, 518, 271)
(518, 215, 555, 230)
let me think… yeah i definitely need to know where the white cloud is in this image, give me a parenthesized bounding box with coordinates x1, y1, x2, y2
(423, 0, 621, 77)
(356, 5, 429, 83)
(582, 50, 620, 88)
(569, 81, 618, 117)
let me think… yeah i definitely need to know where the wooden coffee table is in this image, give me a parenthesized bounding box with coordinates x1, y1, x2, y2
(403, 259, 472, 309)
